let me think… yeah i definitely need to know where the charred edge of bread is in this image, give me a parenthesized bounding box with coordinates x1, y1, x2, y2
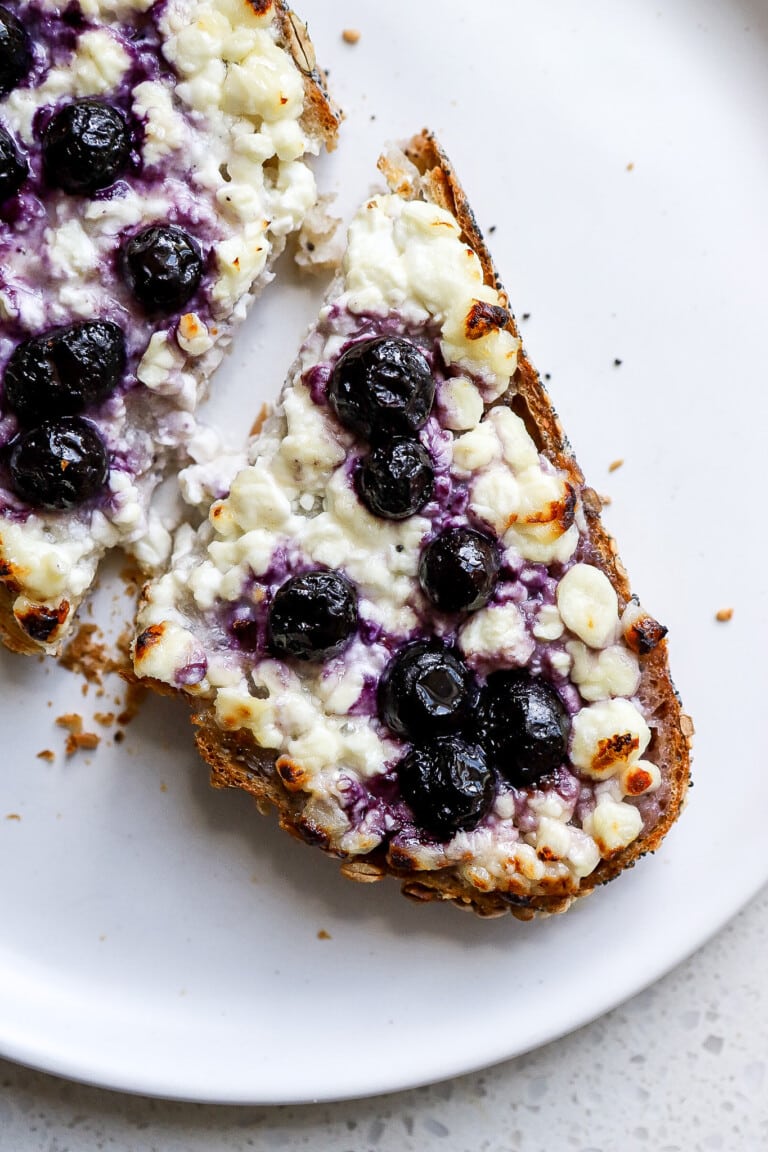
(0, 580, 44, 655)
(155, 130, 692, 918)
(276, 1, 343, 147)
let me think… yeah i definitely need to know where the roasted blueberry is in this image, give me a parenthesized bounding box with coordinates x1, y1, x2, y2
(379, 641, 478, 741)
(356, 437, 434, 520)
(328, 337, 435, 440)
(267, 570, 358, 662)
(398, 736, 494, 840)
(122, 224, 203, 314)
(478, 671, 570, 787)
(419, 525, 500, 614)
(9, 416, 109, 509)
(0, 124, 27, 200)
(42, 100, 131, 194)
(0, 6, 32, 96)
(4, 321, 127, 424)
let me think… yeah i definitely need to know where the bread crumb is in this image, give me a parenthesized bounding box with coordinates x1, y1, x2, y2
(160, 782, 168, 793)
(341, 28, 360, 44)
(37, 749, 55, 762)
(114, 730, 125, 744)
(598, 493, 612, 507)
(59, 623, 108, 685)
(56, 713, 84, 735)
(626, 161, 635, 171)
(56, 713, 100, 756)
(608, 459, 624, 473)
(94, 712, 116, 727)
(715, 608, 734, 622)
(249, 403, 270, 438)
(5, 813, 20, 821)
(317, 929, 331, 940)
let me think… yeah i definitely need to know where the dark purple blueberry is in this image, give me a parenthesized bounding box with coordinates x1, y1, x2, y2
(356, 437, 434, 520)
(0, 6, 31, 96)
(0, 124, 27, 200)
(4, 321, 127, 424)
(328, 337, 435, 440)
(42, 100, 131, 194)
(478, 671, 570, 787)
(122, 224, 203, 314)
(419, 525, 500, 614)
(9, 417, 109, 510)
(398, 736, 494, 840)
(267, 571, 358, 662)
(378, 641, 478, 741)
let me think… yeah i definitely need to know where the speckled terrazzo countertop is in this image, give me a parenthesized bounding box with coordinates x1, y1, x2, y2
(1, 884, 766, 1152)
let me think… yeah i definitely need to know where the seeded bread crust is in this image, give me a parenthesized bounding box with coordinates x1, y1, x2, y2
(0, 1, 340, 658)
(154, 130, 691, 920)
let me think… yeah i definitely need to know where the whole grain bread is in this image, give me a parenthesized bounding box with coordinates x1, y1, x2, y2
(146, 131, 692, 919)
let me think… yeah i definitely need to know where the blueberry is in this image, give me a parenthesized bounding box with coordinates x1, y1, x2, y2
(328, 337, 435, 440)
(356, 437, 434, 520)
(0, 124, 27, 200)
(42, 100, 131, 194)
(9, 416, 109, 509)
(419, 525, 500, 614)
(122, 224, 203, 314)
(378, 641, 478, 741)
(478, 671, 570, 787)
(4, 321, 127, 424)
(267, 571, 358, 662)
(0, 6, 32, 96)
(398, 736, 494, 840)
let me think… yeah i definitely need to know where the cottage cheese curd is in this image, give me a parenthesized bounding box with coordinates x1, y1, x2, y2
(135, 189, 666, 899)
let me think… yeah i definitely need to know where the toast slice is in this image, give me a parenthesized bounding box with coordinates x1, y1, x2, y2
(0, 0, 339, 654)
(134, 131, 692, 919)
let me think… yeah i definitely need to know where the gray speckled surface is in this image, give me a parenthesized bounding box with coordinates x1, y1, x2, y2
(1, 885, 766, 1152)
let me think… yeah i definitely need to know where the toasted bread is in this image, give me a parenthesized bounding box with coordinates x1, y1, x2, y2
(135, 131, 691, 919)
(0, 0, 339, 656)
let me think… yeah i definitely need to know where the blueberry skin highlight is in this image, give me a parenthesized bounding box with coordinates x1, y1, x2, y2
(9, 417, 110, 510)
(419, 525, 500, 614)
(478, 671, 570, 787)
(328, 337, 435, 441)
(0, 6, 32, 97)
(378, 641, 478, 741)
(0, 124, 27, 201)
(398, 736, 494, 841)
(356, 437, 434, 520)
(42, 100, 131, 195)
(267, 571, 359, 662)
(4, 321, 127, 424)
(122, 224, 204, 314)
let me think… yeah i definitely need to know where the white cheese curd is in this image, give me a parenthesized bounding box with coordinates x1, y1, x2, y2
(557, 563, 619, 648)
(135, 184, 657, 896)
(0, 0, 331, 650)
(566, 640, 641, 702)
(570, 698, 651, 779)
(533, 603, 565, 641)
(584, 795, 643, 855)
(459, 602, 535, 670)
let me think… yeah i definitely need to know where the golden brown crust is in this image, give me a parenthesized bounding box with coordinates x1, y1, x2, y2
(155, 130, 692, 919)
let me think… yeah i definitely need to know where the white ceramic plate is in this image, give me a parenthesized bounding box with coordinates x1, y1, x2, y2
(0, 0, 765, 1104)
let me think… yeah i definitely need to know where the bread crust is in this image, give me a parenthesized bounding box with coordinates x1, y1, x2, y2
(156, 131, 692, 919)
